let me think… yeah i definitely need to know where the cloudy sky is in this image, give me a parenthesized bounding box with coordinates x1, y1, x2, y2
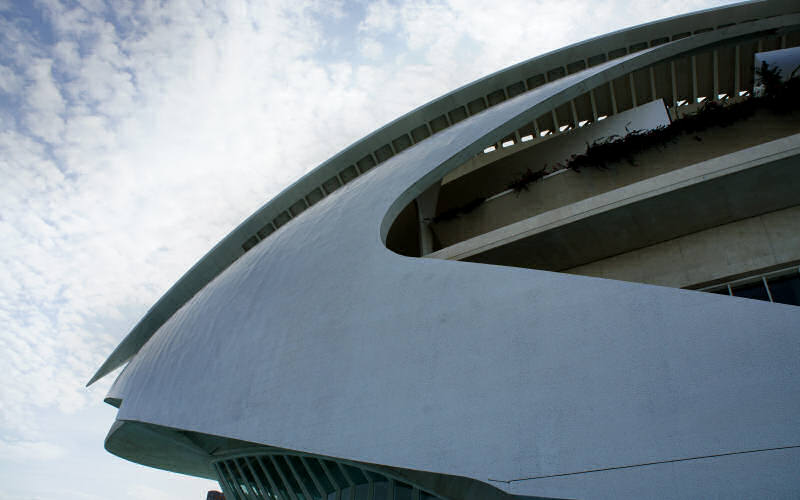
(0, 0, 734, 498)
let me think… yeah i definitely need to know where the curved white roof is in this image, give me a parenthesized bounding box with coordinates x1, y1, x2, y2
(99, 3, 800, 498)
(90, 0, 800, 385)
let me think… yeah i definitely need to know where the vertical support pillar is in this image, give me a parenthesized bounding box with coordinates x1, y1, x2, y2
(255, 456, 285, 500)
(670, 61, 678, 107)
(589, 89, 598, 120)
(416, 182, 441, 256)
(233, 459, 259, 499)
(270, 456, 300, 500)
(243, 459, 269, 498)
(300, 456, 328, 500)
(608, 82, 618, 114)
(215, 462, 242, 500)
(713, 50, 720, 100)
(569, 100, 579, 127)
(220, 461, 246, 500)
(649, 67, 657, 103)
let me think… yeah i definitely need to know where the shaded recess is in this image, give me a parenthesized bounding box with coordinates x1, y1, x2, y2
(106, 421, 558, 500)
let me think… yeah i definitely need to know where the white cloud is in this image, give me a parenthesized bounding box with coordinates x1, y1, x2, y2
(360, 36, 385, 59)
(0, 439, 66, 462)
(126, 485, 178, 500)
(23, 58, 66, 142)
(360, 0, 400, 33)
(0, 64, 21, 94)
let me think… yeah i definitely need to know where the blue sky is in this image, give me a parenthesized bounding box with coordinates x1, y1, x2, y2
(0, 0, 734, 498)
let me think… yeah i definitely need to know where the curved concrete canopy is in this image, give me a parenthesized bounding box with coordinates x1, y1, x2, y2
(103, 13, 800, 499)
(89, 0, 800, 385)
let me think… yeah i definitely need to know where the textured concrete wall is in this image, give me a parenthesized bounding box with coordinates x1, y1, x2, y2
(566, 204, 800, 287)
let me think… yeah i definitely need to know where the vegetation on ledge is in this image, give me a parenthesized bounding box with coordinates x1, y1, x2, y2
(433, 63, 799, 219)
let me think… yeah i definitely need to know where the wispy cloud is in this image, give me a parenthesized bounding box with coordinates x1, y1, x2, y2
(0, 0, 735, 497)
(0, 438, 66, 462)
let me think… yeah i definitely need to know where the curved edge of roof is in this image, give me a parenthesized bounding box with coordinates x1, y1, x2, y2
(88, 0, 800, 386)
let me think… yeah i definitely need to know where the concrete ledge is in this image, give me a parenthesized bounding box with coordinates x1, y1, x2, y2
(426, 133, 800, 266)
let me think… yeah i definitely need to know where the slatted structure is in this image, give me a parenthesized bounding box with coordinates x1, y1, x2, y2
(214, 453, 444, 500)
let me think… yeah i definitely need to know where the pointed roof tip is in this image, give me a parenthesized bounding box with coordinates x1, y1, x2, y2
(86, 358, 119, 387)
(87, 345, 135, 388)
(86, 371, 102, 387)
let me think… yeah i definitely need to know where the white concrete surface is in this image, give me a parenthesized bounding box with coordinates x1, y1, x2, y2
(98, 6, 800, 500)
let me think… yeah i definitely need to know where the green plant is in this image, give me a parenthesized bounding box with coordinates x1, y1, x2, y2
(432, 196, 487, 223)
(507, 167, 549, 193)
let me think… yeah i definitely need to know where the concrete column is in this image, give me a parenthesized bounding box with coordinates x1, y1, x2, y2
(416, 182, 441, 256)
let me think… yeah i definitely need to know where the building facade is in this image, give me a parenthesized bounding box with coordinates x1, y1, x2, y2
(91, 2, 800, 498)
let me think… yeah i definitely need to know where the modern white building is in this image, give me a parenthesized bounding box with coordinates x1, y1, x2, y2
(91, 2, 800, 498)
